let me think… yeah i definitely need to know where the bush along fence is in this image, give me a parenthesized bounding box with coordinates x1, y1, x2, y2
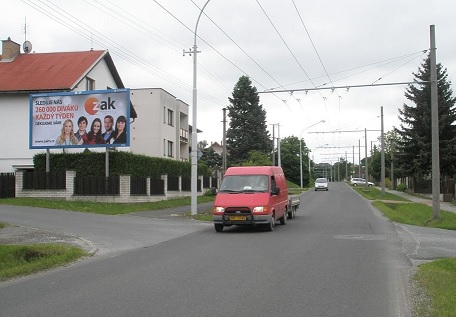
(14, 170, 219, 203)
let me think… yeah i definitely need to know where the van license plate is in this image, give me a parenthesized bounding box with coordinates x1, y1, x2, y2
(230, 216, 247, 221)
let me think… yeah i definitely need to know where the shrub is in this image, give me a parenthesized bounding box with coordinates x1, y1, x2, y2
(33, 152, 211, 177)
(396, 183, 407, 192)
(384, 177, 392, 189)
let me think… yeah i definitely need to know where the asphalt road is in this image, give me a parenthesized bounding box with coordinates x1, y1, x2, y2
(2, 183, 456, 316)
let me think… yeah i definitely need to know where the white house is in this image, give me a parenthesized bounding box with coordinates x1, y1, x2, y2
(0, 37, 141, 172)
(130, 88, 190, 161)
(0, 37, 196, 173)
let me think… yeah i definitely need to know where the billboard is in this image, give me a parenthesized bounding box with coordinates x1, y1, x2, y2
(29, 89, 130, 149)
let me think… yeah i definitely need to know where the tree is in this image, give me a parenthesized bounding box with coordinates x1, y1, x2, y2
(226, 76, 271, 166)
(241, 150, 271, 166)
(200, 147, 222, 170)
(278, 136, 310, 185)
(395, 55, 456, 178)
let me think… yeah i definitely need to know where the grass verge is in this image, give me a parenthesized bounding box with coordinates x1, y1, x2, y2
(0, 244, 87, 282)
(412, 258, 456, 317)
(353, 185, 456, 316)
(0, 195, 215, 215)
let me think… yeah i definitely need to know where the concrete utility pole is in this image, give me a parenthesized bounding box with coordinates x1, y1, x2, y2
(222, 107, 227, 175)
(358, 139, 361, 177)
(430, 25, 440, 219)
(364, 128, 368, 188)
(271, 124, 276, 166)
(277, 123, 281, 167)
(186, 0, 211, 216)
(381, 106, 385, 196)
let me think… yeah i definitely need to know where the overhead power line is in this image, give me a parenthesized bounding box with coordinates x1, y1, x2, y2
(258, 80, 430, 94)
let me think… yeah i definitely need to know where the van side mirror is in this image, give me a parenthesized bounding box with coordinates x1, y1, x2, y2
(211, 187, 217, 195)
(271, 186, 280, 196)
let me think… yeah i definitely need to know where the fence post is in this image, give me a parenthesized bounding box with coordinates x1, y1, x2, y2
(146, 177, 151, 196)
(120, 175, 130, 201)
(66, 170, 76, 199)
(199, 176, 203, 192)
(178, 176, 182, 193)
(15, 170, 24, 197)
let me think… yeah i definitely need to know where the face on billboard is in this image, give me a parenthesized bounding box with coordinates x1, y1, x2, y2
(29, 89, 130, 149)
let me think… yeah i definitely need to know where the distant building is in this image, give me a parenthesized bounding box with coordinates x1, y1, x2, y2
(209, 141, 224, 155)
(130, 88, 190, 161)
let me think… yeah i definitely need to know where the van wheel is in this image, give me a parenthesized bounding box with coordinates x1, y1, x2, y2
(287, 210, 294, 219)
(214, 224, 223, 232)
(265, 215, 275, 232)
(280, 212, 287, 225)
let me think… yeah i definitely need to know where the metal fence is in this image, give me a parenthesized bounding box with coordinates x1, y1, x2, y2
(0, 173, 15, 198)
(74, 176, 120, 195)
(130, 176, 147, 195)
(168, 176, 179, 191)
(23, 171, 66, 190)
(150, 178, 165, 195)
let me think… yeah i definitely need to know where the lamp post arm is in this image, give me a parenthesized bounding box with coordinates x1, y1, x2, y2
(193, 0, 211, 46)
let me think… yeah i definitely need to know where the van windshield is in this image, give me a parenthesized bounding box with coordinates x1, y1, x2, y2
(219, 175, 269, 193)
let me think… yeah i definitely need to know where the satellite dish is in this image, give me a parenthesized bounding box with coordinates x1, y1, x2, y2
(23, 41, 32, 54)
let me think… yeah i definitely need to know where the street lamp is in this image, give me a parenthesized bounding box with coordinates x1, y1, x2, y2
(188, 0, 211, 216)
(299, 120, 325, 188)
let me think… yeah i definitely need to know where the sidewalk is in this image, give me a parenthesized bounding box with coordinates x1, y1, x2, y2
(383, 187, 456, 214)
(0, 202, 214, 252)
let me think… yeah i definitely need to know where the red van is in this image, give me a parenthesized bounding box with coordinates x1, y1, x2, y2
(212, 166, 289, 232)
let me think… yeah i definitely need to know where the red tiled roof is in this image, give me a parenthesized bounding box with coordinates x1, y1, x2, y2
(0, 50, 106, 92)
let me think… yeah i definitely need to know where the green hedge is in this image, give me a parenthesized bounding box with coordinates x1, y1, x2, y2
(33, 152, 209, 177)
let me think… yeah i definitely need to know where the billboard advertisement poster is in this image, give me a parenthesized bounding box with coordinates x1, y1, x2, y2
(29, 89, 130, 149)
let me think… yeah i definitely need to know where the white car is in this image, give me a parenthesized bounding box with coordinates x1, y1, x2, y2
(350, 178, 374, 187)
(315, 177, 328, 191)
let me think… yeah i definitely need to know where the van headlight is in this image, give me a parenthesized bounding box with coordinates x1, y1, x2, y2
(252, 206, 266, 213)
(213, 206, 225, 213)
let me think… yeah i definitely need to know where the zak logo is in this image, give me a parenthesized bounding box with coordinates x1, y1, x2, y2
(84, 97, 116, 115)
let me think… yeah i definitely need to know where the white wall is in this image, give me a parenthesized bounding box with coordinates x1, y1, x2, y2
(130, 88, 189, 160)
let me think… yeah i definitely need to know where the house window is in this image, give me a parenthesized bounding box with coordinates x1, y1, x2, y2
(86, 77, 95, 90)
(167, 109, 174, 126)
(168, 141, 174, 158)
(163, 107, 166, 124)
(163, 139, 166, 156)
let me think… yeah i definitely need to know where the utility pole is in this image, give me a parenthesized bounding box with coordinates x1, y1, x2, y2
(222, 107, 227, 175)
(184, 0, 211, 216)
(345, 151, 348, 181)
(364, 128, 368, 188)
(381, 106, 385, 196)
(270, 124, 276, 165)
(430, 25, 440, 219)
(352, 146, 355, 178)
(358, 139, 361, 177)
(277, 123, 281, 167)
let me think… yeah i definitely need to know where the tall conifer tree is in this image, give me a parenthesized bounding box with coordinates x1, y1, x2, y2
(395, 55, 456, 178)
(226, 76, 271, 165)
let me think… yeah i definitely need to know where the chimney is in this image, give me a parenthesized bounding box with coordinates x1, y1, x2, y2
(1, 37, 21, 61)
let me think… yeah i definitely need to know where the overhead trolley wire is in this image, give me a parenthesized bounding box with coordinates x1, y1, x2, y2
(291, 0, 341, 99)
(154, 0, 293, 110)
(188, 0, 294, 111)
(255, 0, 326, 101)
(23, 0, 227, 106)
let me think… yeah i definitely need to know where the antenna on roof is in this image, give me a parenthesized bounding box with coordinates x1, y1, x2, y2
(22, 17, 32, 54)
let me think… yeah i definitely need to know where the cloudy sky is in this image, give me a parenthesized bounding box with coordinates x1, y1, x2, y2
(2, 0, 455, 164)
